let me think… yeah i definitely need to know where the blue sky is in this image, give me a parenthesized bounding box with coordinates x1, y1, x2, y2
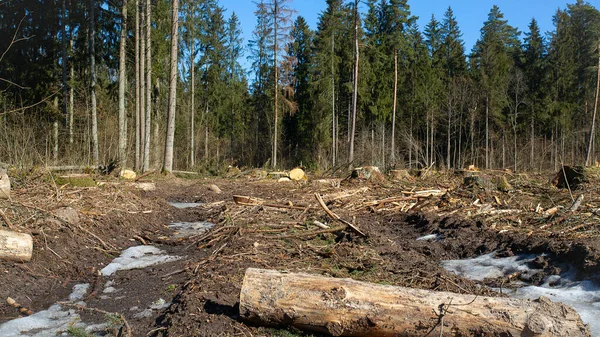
(219, 0, 600, 67)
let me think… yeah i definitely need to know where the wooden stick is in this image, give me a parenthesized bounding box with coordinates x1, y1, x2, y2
(314, 193, 366, 237)
(0, 209, 14, 229)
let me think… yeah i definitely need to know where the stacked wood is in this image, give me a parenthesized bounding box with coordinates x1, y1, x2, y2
(240, 268, 590, 337)
(0, 169, 10, 199)
(0, 230, 33, 262)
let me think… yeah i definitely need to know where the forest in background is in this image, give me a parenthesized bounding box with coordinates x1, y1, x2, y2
(1, 0, 600, 173)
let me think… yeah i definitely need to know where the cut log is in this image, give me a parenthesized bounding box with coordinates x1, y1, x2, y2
(119, 169, 137, 180)
(0, 230, 33, 262)
(0, 169, 10, 199)
(239, 268, 590, 337)
(289, 168, 306, 181)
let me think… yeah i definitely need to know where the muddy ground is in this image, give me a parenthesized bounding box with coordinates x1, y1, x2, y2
(1, 168, 599, 336)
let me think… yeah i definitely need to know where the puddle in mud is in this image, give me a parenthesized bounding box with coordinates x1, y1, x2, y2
(168, 221, 215, 238)
(443, 252, 600, 336)
(167, 201, 203, 209)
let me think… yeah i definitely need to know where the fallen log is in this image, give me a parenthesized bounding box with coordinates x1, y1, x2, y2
(0, 230, 33, 262)
(239, 268, 590, 337)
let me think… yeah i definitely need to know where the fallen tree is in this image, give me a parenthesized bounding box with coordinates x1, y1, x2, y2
(239, 268, 590, 337)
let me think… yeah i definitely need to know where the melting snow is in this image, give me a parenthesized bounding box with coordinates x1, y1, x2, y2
(168, 221, 215, 238)
(442, 253, 600, 336)
(100, 245, 181, 276)
(0, 284, 89, 337)
(416, 234, 442, 241)
(167, 202, 203, 209)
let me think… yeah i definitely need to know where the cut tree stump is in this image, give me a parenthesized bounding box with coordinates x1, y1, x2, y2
(350, 166, 384, 181)
(0, 230, 33, 262)
(553, 166, 586, 189)
(0, 169, 10, 199)
(239, 268, 590, 337)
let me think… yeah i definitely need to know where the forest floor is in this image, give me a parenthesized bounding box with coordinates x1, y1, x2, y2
(1, 167, 600, 337)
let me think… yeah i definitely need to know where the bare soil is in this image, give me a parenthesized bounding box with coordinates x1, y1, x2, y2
(1, 169, 599, 336)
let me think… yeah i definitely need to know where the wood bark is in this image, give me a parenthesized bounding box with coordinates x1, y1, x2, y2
(143, 0, 151, 171)
(162, 0, 179, 173)
(240, 268, 590, 337)
(69, 38, 74, 145)
(118, 0, 128, 166)
(89, 0, 99, 165)
(134, 0, 141, 170)
(190, 28, 195, 168)
(0, 230, 33, 262)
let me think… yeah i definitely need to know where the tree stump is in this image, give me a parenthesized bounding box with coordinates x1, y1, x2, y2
(0, 230, 33, 262)
(553, 166, 586, 190)
(239, 268, 590, 337)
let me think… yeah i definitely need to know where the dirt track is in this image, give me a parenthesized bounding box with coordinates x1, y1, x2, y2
(1, 169, 599, 336)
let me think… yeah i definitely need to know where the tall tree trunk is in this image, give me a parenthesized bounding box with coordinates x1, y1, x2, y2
(391, 50, 397, 164)
(53, 121, 59, 164)
(89, 0, 98, 165)
(163, 0, 178, 173)
(118, 0, 128, 166)
(513, 92, 518, 173)
(485, 93, 489, 170)
(143, 0, 151, 171)
(139, 1, 146, 170)
(447, 103, 451, 169)
(349, 0, 359, 165)
(530, 108, 534, 170)
(272, 1, 279, 169)
(190, 44, 195, 168)
(134, 0, 141, 170)
(62, 0, 68, 126)
(69, 38, 74, 145)
(331, 32, 336, 168)
(586, 44, 600, 167)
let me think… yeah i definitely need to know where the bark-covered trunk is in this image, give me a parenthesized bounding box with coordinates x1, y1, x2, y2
(139, 0, 146, 170)
(272, 1, 279, 169)
(134, 0, 141, 170)
(162, 0, 178, 173)
(143, 0, 151, 171)
(391, 50, 397, 164)
(585, 44, 600, 167)
(349, 0, 359, 165)
(69, 38, 74, 145)
(89, 0, 98, 165)
(118, 0, 128, 166)
(190, 47, 195, 168)
(240, 268, 590, 337)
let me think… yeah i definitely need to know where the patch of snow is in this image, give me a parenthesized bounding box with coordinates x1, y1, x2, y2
(100, 245, 182, 276)
(0, 284, 89, 337)
(133, 309, 154, 319)
(416, 234, 442, 241)
(168, 221, 215, 238)
(103, 286, 118, 294)
(150, 298, 169, 310)
(167, 202, 203, 209)
(442, 253, 538, 281)
(69, 284, 89, 301)
(442, 253, 600, 336)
